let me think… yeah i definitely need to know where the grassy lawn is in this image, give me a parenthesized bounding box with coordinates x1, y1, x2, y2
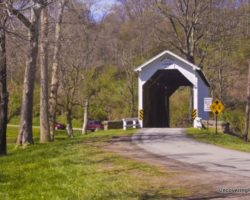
(0, 128, 190, 200)
(187, 128, 250, 153)
(8, 116, 83, 127)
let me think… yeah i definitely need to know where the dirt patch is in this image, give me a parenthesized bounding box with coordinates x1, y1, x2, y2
(103, 135, 250, 200)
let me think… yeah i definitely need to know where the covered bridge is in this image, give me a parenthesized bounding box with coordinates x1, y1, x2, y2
(135, 50, 210, 128)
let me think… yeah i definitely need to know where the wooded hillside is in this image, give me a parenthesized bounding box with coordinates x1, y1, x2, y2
(0, 0, 250, 153)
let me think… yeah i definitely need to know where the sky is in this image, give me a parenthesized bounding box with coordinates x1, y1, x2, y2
(90, 0, 119, 21)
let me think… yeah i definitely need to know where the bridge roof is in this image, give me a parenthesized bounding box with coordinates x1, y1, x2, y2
(134, 50, 210, 87)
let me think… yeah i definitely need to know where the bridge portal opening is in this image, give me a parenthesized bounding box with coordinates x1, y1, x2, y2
(143, 69, 193, 128)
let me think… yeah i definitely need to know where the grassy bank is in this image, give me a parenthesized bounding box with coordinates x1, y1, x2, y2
(8, 115, 83, 127)
(187, 128, 250, 153)
(1, 128, 190, 200)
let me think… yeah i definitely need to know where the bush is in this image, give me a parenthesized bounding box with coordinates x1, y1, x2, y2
(221, 109, 244, 134)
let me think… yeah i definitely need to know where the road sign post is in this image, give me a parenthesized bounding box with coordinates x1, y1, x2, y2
(215, 115, 218, 134)
(210, 99, 225, 133)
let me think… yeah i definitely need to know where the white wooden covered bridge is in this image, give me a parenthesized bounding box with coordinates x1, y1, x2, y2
(135, 50, 210, 128)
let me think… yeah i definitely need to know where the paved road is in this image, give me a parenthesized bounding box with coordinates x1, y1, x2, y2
(133, 128, 250, 177)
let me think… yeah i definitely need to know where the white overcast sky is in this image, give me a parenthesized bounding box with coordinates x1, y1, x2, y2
(90, 0, 119, 21)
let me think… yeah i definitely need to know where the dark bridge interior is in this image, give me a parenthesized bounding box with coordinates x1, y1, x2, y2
(143, 69, 193, 127)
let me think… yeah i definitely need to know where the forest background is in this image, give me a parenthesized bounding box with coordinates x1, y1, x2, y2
(0, 0, 250, 152)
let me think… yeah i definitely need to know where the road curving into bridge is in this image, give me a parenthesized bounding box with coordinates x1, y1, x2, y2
(132, 128, 250, 178)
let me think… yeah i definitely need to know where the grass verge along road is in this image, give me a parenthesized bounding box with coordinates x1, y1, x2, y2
(187, 128, 250, 152)
(0, 128, 190, 200)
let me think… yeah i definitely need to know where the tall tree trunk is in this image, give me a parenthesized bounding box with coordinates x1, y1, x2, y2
(244, 60, 250, 143)
(0, 16, 8, 155)
(218, 67, 223, 100)
(17, 6, 41, 146)
(82, 99, 88, 134)
(49, 0, 66, 141)
(66, 108, 73, 137)
(40, 6, 50, 143)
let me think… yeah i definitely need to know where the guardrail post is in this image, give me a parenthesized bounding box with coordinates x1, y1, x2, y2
(133, 120, 136, 128)
(122, 119, 127, 130)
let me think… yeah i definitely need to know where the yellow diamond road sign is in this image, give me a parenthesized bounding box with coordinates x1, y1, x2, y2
(210, 99, 224, 115)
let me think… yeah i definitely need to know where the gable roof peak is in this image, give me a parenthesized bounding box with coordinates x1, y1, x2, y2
(134, 50, 200, 72)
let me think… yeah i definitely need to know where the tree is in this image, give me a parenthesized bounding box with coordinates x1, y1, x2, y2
(202, 1, 244, 102)
(40, 4, 50, 143)
(120, 55, 137, 117)
(242, 3, 250, 141)
(80, 69, 100, 134)
(243, 61, 250, 143)
(49, 0, 66, 140)
(60, 64, 83, 137)
(81, 99, 89, 134)
(58, 1, 101, 134)
(8, 1, 43, 145)
(155, 0, 214, 64)
(0, 9, 8, 155)
(109, 0, 155, 117)
(154, 0, 215, 121)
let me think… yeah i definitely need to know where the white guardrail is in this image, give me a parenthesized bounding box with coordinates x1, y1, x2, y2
(122, 118, 140, 130)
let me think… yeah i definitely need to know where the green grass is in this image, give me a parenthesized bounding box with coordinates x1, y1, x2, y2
(9, 116, 42, 126)
(9, 116, 83, 127)
(57, 115, 83, 127)
(187, 128, 250, 153)
(0, 128, 190, 200)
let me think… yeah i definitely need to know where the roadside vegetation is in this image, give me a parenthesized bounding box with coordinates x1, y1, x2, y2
(0, 127, 191, 200)
(187, 128, 250, 153)
(8, 116, 83, 128)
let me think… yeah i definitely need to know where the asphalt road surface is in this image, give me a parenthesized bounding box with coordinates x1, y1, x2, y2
(133, 128, 250, 177)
